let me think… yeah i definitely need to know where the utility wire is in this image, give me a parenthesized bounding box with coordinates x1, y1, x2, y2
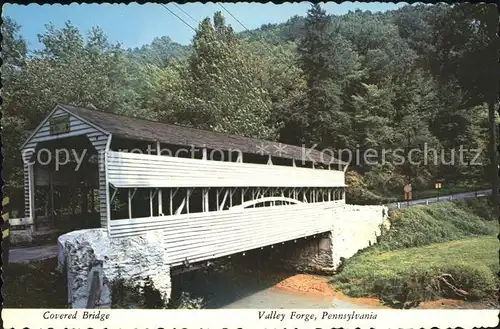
(217, 3, 251, 32)
(156, 3, 198, 70)
(159, 3, 197, 32)
(216, 2, 299, 77)
(162, 2, 246, 69)
(153, 3, 366, 157)
(172, 3, 199, 26)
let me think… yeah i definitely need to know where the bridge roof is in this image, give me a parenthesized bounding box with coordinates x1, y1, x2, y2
(58, 104, 346, 166)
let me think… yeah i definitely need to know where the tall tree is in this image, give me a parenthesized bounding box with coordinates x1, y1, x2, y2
(427, 4, 499, 200)
(1, 18, 29, 187)
(298, 4, 358, 149)
(176, 12, 275, 139)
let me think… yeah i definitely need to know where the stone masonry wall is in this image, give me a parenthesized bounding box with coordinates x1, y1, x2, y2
(58, 228, 171, 308)
(282, 204, 389, 273)
(278, 232, 336, 274)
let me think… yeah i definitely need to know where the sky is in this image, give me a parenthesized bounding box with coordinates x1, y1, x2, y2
(4, 2, 407, 51)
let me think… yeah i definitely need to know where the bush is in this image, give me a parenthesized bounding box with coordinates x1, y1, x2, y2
(2, 258, 68, 308)
(140, 277, 164, 309)
(346, 171, 396, 205)
(111, 276, 164, 308)
(176, 292, 205, 309)
(331, 237, 498, 307)
(453, 198, 499, 221)
(111, 277, 142, 308)
(378, 202, 497, 250)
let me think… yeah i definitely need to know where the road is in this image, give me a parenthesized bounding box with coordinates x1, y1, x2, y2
(9, 244, 58, 263)
(386, 189, 492, 209)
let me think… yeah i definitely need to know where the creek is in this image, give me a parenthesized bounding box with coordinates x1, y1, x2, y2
(170, 265, 379, 309)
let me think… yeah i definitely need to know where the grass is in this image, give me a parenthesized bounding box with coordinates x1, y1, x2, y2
(331, 200, 499, 307)
(332, 237, 498, 305)
(2, 257, 68, 308)
(378, 201, 497, 250)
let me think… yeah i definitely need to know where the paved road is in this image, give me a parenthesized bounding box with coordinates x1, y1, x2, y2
(9, 244, 58, 263)
(387, 189, 492, 209)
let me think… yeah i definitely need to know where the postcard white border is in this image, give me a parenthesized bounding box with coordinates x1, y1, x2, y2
(2, 308, 498, 328)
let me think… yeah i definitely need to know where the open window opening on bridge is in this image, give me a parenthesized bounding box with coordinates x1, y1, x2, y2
(20, 104, 347, 248)
(108, 186, 347, 220)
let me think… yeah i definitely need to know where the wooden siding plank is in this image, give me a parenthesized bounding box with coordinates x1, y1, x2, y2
(109, 202, 345, 266)
(106, 151, 345, 188)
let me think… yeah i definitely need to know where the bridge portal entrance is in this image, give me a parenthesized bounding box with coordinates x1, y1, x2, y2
(30, 135, 100, 231)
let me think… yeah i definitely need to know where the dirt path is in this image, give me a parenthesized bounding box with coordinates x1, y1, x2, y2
(9, 244, 58, 263)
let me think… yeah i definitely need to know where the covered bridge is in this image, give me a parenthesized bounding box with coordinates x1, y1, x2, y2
(21, 104, 348, 265)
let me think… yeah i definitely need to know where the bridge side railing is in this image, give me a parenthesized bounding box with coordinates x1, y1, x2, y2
(106, 150, 346, 188)
(109, 200, 345, 266)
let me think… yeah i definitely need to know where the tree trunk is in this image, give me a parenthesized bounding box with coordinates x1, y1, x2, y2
(488, 100, 499, 204)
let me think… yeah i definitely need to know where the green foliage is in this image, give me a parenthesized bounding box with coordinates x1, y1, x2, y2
(111, 277, 138, 308)
(140, 277, 164, 309)
(175, 292, 205, 309)
(331, 199, 498, 306)
(332, 237, 498, 306)
(2, 4, 495, 195)
(345, 171, 396, 204)
(453, 197, 499, 222)
(2, 258, 68, 308)
(111, 276, 164, 309)
(127, 36, 191, 67)
(1, 18, 30, 188)
(173, 12, 276, 139)
(379, 202, 497, 250)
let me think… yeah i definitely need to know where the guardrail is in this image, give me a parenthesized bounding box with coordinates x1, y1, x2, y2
(387, 189, 492, 209)
(8, 217, 35, 230)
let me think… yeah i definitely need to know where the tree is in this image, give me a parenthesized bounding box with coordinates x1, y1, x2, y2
(297, 4, 359, 150)
(2, 20, 145, 187)
(176, 12, 276, 139)
(427, 4, 499, 199)
(15, 22, 141, 126)
(1, 17, 29, 188)
(127, 36, 190, 68)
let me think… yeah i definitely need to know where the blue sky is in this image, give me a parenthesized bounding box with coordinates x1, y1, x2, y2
(4, 2, 407, 51)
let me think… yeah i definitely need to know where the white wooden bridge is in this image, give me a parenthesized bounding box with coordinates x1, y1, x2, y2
(20, 105, 349, 268)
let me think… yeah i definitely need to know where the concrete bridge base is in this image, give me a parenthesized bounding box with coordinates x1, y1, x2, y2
(58, 229, 171, 308)
(278, 205, 389, 274)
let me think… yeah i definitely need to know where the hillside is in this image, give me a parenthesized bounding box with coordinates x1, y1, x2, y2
(331, 199, 498, 308)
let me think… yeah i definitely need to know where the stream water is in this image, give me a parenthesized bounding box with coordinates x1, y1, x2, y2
(171, 267, 373, 309)
(218, 287, 365, 309)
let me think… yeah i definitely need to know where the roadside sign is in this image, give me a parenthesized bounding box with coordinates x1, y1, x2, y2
(435, 182, 442, 201)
